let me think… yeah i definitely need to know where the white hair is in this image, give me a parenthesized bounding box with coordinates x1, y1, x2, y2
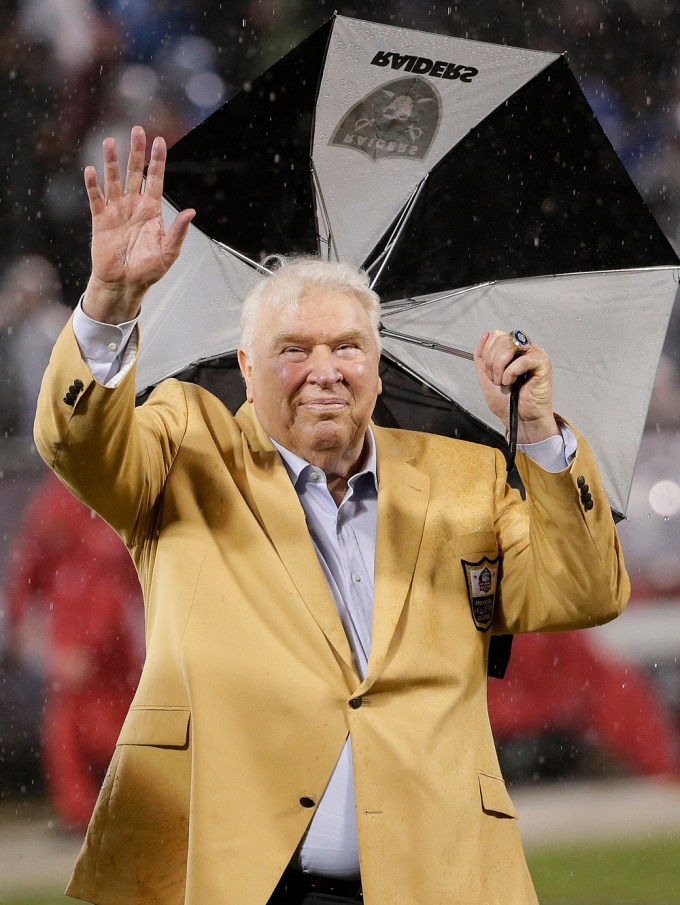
(240, 255, 382, 359)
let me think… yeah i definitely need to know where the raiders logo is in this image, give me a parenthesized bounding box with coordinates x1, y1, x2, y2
(328, 77, 441, 162)
(461, 556, 500, 632)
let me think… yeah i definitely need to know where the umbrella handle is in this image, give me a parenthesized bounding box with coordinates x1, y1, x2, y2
(505, 380, 522, 473)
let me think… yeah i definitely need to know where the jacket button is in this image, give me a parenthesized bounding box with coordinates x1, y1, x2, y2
(577, 475, 586, 488)
(585, 499, 594, 511)
(579, 483, 589, 495)
(73, 378, 84, 390)
(63, 394, 75, 406)
(299, 796, 316, 808)
(349, 697, 363, 709)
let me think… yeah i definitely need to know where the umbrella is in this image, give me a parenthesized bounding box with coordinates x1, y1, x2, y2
(135, 13, 679, 525)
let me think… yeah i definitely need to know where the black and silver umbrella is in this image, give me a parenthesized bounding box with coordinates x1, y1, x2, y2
(134, 14, 679, 523)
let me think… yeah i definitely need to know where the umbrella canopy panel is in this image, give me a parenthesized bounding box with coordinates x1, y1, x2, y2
(367, 55, 677, 300)
(135, 199, 263, 395)
(163, 20, 334, 261)
(380, 267, 680, 517)
(310, 17, 559, 266)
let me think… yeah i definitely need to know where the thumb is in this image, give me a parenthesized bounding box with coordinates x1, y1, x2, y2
(164, 208, 196, 261)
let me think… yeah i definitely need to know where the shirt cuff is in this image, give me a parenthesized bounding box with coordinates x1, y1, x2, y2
(72, 295, 139, 385)
(517, 422, 577, 473)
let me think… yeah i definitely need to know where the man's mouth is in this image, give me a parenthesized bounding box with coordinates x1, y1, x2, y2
(300, 398, 347, 412)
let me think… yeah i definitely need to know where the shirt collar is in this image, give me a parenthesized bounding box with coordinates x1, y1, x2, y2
(270, 427, 378, 492)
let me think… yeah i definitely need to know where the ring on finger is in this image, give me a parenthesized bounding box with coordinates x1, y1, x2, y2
(509, 329, 531, 355)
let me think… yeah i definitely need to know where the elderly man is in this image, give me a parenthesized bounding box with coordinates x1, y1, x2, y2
(35, 127, 629, 905)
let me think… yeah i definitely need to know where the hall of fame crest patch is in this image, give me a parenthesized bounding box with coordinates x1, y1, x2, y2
(461, 556, 500, 632)
(328, 76, 441, 162)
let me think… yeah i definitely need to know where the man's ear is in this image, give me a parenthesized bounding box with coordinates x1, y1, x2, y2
(237, 348, 254, 403)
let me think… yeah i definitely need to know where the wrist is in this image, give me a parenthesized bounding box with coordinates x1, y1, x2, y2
(515, 416, 560, 445)
(83, 274, 144, 324)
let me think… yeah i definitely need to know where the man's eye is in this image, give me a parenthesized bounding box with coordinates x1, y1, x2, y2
(336, 343, 360, 354)
(282, 347, 306, 357)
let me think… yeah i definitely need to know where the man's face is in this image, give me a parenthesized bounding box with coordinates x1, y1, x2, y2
(238, 290, 382, 473)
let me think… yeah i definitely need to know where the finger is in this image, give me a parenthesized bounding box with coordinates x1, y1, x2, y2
(144, 135, 167, 201)
(163, 208, 196, 263)
(102, 136, 123, 201)
(124, 125, 147, 195)
(500, 347, 549, 386)
(486, 333, 516, 385)
(473, 331, 490, 361)
(84, 165, 106, 217)
(485, 331, 542, 386)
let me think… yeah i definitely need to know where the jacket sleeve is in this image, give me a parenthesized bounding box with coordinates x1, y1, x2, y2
(34, 317, 188, 547)
(492, 426, 630, 633)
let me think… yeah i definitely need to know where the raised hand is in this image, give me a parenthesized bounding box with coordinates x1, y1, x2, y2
(82, 126, 195, 324)
(474, 330, 559, 444)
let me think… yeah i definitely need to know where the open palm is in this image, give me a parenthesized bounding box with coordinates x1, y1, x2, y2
(84, 126, 194, 321)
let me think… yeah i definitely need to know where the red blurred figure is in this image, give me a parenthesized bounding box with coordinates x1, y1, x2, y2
(488, 631, 679, 778)
(6, 472, 143, 829)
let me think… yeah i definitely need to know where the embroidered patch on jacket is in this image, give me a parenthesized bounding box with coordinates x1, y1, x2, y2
(461, 556, 500, 632)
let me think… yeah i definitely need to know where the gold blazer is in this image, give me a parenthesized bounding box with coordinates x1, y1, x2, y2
(34, 321, 629, 905)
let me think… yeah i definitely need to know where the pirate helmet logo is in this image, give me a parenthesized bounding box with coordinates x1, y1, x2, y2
(329, 77, 442, 162)
(478, 566, 492, 594)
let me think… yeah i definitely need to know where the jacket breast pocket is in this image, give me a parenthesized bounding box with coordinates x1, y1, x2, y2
(478, 771, 517, 819)
(447, 530, 498, 560)
(449, 532, 500, 633)
(117, 705, 191, 748)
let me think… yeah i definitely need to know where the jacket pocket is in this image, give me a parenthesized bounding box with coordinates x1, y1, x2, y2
(478, 771, 517, 818)
(448, 530, 498, 559)
(117, 705, 190, 748)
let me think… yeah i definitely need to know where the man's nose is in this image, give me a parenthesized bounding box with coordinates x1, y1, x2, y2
(307, 347, 342, 385)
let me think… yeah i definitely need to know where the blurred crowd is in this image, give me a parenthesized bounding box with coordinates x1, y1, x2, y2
(1, 0, 679, 825)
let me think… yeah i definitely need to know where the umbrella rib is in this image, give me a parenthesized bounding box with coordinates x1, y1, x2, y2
(380, 289, 469, 314)
(367, 176, 429, 289)
(213, 241, 274, 275)
(311, 160, 339, 261)
(379, 325, 473, 361)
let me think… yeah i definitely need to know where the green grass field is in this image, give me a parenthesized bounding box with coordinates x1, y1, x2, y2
(527, 836, 680, 904)
(3, 837, 680, 905)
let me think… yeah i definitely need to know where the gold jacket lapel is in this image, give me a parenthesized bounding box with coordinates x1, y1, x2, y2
(363, 427, 430, 687)
(235, 403, 357, 677)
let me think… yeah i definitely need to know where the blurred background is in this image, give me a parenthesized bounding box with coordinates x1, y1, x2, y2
(1, 1, 680, 903)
